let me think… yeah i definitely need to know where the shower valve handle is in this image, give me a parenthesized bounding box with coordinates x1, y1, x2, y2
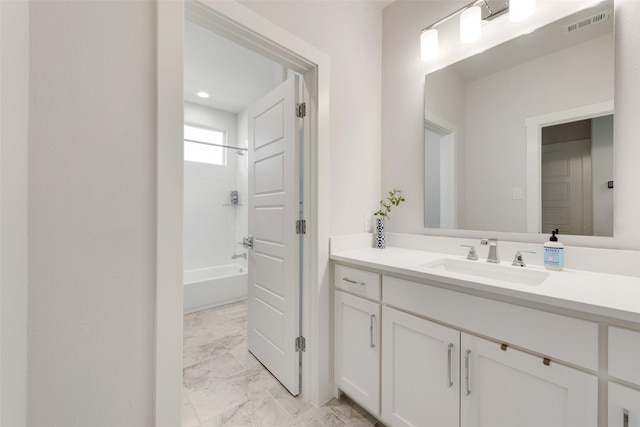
(240, 236, 254, 249)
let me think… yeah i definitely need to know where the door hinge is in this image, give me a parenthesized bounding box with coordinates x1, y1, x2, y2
(295, 336, 306, 352)
(296, 102, 306, 118)
(296, 219, 306, 235)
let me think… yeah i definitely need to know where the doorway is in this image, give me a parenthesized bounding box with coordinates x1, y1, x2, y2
(540, 115, 614, 236)
(181, 19, 286, 314)
(183, 9, 305, 403)
(424, 111, 461, 228)
(156, 2, 332, 425)
(525, 101, 613, 234)
(424, 118, 457, 229)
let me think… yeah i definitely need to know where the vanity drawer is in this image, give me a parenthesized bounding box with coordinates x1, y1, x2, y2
(609, 326, 640, 385)
(335, 264, 381, 301)
(383, 276, 599, 371)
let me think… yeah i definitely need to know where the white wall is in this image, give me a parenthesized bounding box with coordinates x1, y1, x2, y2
(0, 1, 29, 425)
(382, 0, 640, 249)
(183, 102, 242, 271)
(28, 1, 156, 425)
(236, 109, 249, 258)
(240, 0, 383, 235)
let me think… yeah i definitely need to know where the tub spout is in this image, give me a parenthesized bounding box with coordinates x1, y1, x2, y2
(231, 253, 247, 260)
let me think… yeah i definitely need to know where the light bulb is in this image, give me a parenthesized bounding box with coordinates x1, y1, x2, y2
(460, 6, 482, 44)
(421, 29, 439, 62)
(510, 0, 536, 22)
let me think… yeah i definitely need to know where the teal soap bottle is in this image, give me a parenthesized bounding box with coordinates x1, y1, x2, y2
(543, 229, 564, 271)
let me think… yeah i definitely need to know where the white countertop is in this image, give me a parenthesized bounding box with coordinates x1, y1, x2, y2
(331, 247, 640, 324)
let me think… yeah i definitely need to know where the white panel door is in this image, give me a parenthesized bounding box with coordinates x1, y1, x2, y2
(381, 306, 459, 427)
(609, 382, 640, 427)
(541, 139, 593, 235)
(461, 333, 598, 427)
(334, 291, 380, 414)
(247, 75, 301, 395)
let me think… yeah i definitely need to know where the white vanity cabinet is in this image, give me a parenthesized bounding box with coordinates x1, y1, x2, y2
(608, 326, 640, 427)
(381, 306, 460, 427)
(331, 241, 640, 427)
(461, 333, 598, 427)
(379, 301, 597, 427)
(334, 265, 381, 415)
(609, 382, 640, 427)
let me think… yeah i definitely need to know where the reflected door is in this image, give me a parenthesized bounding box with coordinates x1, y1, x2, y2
(541, 139, 593, 235)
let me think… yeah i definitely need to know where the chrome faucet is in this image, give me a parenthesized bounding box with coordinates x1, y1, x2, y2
(512, 250, 536, 267)
(460, 245, 478, 261)
(480, 238, 499, 263)
(231, 253, 247, 260)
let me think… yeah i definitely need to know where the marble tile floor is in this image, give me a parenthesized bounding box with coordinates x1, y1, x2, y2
(183, 300, 385, 427)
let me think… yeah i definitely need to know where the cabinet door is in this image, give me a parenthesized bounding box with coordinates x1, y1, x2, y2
(609, 382, 640, 427)
(381, 306, 460, 427)
(334, 290, 380, 414)
(461, 333, 598, 427)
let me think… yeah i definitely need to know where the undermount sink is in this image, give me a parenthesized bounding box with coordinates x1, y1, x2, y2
(422, 258, 550, 286)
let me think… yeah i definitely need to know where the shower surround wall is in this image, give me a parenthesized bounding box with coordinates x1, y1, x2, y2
(183, 102, 247, 271)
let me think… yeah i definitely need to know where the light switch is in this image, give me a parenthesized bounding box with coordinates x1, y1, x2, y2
(364, 214, 372, 232)
(513, 187, 523, 199)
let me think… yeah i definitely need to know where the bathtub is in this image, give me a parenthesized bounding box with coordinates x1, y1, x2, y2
(183, 265, 248, 314)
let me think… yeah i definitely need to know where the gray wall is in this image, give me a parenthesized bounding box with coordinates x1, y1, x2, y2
(24, 0, 383, 424)
(28, 2, 156, 425)
(1, 1, 29, 425)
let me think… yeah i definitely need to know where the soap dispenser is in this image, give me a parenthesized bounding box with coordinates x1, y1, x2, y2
(544, 229, 564, 271)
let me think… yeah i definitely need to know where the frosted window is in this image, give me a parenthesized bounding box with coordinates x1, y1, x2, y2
(184, 125, 226, 165)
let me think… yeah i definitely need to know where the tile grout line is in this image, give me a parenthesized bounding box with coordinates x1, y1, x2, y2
(328, 406, 350, 426)
(265, 387, 296, 423)
(185, 389, 204, 427)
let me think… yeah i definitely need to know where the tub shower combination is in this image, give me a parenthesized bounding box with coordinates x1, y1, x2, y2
(182, 134, 250, 313)
(183, 262, 248, 314)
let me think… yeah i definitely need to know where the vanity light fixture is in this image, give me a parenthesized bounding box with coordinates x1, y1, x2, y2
(460, 6, 482, 44)
(420, 0, 536, 61)
(420, 29, 439, 61)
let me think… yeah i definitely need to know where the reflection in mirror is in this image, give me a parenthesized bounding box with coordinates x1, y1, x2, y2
(424, 0, 614, 236)
(541, 115, 613, 236)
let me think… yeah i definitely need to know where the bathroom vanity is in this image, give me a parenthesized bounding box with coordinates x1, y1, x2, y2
(331, 235, 640, 427)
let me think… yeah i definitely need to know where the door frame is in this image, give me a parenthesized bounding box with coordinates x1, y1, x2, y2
(525, 100, 614, 233)
(156, 1, 331, 425)
(424, 112, 458, 230)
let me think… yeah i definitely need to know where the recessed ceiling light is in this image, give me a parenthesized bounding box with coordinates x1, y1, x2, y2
(197, 92, 210, 99)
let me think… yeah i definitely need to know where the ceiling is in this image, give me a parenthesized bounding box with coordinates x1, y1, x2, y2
(184, 20, 282, 113)
(183, 0, 396, 113)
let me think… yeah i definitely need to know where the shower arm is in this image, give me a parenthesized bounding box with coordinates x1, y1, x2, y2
(184, 138, 248, 153)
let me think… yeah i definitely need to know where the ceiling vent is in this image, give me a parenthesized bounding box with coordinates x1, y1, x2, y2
(564, 10, 612, 34)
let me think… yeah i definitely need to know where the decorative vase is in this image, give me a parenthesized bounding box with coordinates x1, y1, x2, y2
(374, 217, 385, 249)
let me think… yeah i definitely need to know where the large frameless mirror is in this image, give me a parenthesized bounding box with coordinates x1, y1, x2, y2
(424, 0, 614, 237)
